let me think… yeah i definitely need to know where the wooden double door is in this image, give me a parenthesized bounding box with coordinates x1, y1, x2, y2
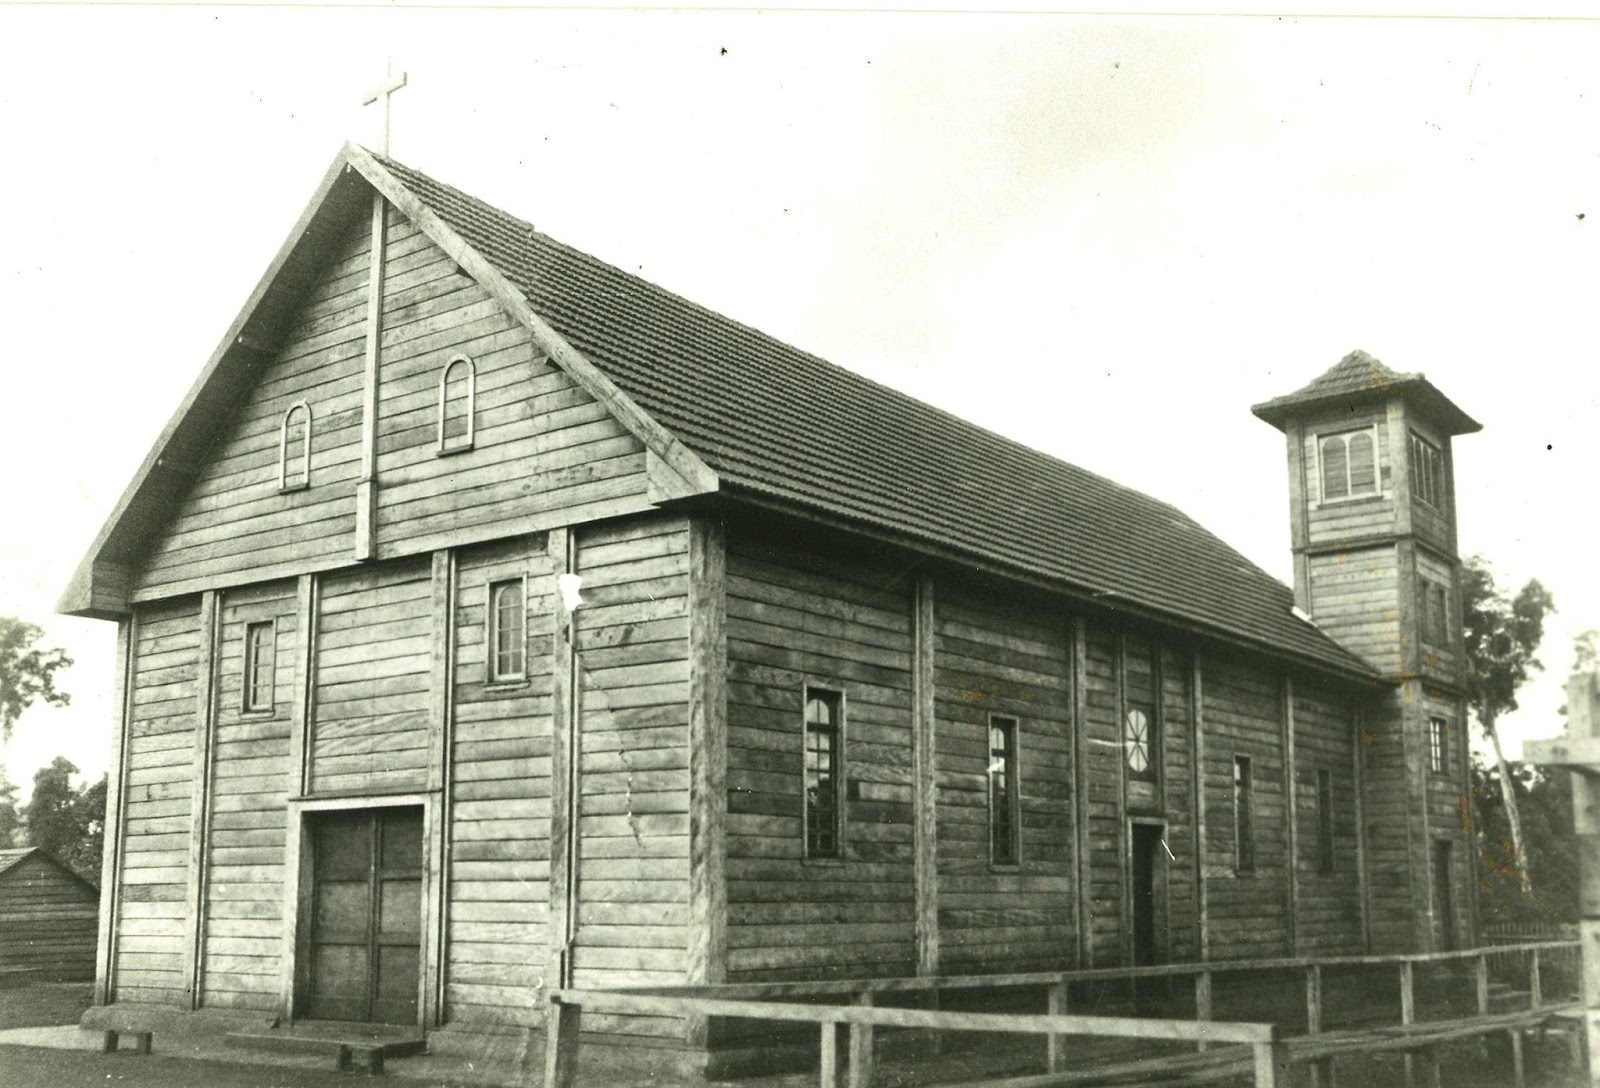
(305, 807, 423, 1024)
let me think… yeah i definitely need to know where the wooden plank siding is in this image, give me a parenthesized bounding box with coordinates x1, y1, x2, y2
(568, 515, 693, 1038)
(445, 535, 554, 1027)
(1199, 657, 1291, 962)
(1290, 686, 1363, 955)
(1359, 689, 1415, 952)
(0, 855, 98, 980)
(932, 578, 1073, 975)
(1300, 409, 1395, 549)
(309, 558, 434, 794)
(131, 219, 371, 599)
(116, 598, 203, 1005)
(1420, 688, 1469, 951)
(1158, 645, 1199, 964)
(1415, 546, 1459, 685)
(1308, 548, 1400, 678)
(1081, 624, 1124, 966)
(199, 581, 299, 1011)
(722, 529, 917, 982)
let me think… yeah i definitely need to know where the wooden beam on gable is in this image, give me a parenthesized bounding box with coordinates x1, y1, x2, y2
(342, 144, 720, 507)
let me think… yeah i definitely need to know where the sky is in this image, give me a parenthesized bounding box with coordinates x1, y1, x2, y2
(0, 6, 1595, 798)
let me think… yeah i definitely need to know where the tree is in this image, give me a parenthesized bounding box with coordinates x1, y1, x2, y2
(1462, 556, 1555, 892)
(0, 617, 72, 745)
(0, 768, 19, 849)
(21, 757, 106, 880)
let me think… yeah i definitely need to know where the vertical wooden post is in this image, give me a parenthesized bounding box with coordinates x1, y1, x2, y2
(1476, 954, 1490, 1015)
(544, 999, 583, 1088)
(1114, 633, 1129, 965)
(280, 573, 318, 1020)
(1192, 653, 1209, 964)
(1400, 961, 1416, 1088)
(94, 617, 135, 1007)
(1195, 970, 1213, 1052)
(1047, 980, 1069, 1072)
(1283, 676, 1300, 957)
(686, 518, 728, 1049)
(1251, 1039, 1289, 1088)
(1508, 1027, 1526, 1088)
(354, 193, 387, 561)
(180, 590, 220, 1010)
(1306, 964, 1331, 1088)
(1352, 706, 1372, 954)
(819, 1020, 840, 1088)
(1072, 617, 1092, 967)
(1529, 948, 1542, 1009)
(423, 549, 455, 1028)
(548, 528, 578, 989)
(912, 572, 939, 977)
(848, 992, 875, 1088)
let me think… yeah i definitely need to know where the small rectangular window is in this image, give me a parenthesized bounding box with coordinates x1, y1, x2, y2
(804, 689, 843, 858)
(988, 716, 1020, 866)
(1409, 432, 1446, 510)
(243, 621, 275, 713)
(1420, 579, 1449, 647)
(1316, 769, 1334, 874)
(1429, 717, 1448, 775)
(488, 579, 526, 682)
(1233, 756, 1254, 873)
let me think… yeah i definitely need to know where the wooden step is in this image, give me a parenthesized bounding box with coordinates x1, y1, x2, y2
(226, 1022, 425, 1074)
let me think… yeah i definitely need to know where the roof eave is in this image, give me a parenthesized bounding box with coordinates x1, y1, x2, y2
(1251, 376, 1482, 436)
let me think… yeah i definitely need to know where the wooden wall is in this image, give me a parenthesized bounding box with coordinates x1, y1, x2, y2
(723, 530, 917, 982)
(115, 598, 203, 1004)
(446, 536, 554, 1027)
(1359, 689, 1415, 952)
(1300, 408, 1394, 547)
(1308, 548, 1400, 677)
(932, 578, 1073, 975)
(1081, 625, 1125, 965)
(200, 581, 298, 1011)
(0, 855, 97, 980)
(1291, 684, 1363, 955)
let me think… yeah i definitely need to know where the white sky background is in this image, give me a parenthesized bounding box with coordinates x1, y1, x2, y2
(0, 7, 1595, 798)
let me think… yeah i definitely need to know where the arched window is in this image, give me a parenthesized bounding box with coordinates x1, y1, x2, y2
(279, 402, 312, 491)
(438, 354, 476, 454)
(1318, 428, 1377, 501)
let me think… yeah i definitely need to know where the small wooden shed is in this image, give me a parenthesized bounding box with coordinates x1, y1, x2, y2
(0, 847, 99, 982)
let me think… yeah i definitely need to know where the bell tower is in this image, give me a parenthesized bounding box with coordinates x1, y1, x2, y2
(1253, 350, 1482, 952)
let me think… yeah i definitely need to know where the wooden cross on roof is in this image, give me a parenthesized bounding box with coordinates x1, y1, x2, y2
(362, 59, 408, 157)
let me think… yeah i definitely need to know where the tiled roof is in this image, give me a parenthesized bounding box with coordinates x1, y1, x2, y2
(1252, 349, 1481, 436)
(378, 156, 1377, 681)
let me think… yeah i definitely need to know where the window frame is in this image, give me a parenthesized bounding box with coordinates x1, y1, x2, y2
(1315, 424, 1381, 505)
(437, 354, 477, 455)
(1420, 578, 1450, 648)
(1233, 755, 1255, 874)
(1315, 768, 1335, 874)
(1123, 702, 1159, 784)
(1408, 430, 1446, 511)
(1428, 717, 1448, 776)
(486, 577, 528, 685)
(278, 401, 313, 492)
(242, 620, 276, 715)
(802, 685, 846, 861)
(987, 714, 1022, 868)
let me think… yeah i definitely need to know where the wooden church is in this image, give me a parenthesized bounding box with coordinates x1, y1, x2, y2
(62, 142, 1480, 1070)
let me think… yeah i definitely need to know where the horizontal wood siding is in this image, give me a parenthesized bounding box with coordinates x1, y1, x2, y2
(1201, 658, 1290, 961)
(1291, 685, 1362, 955)
(570, 516, 692, 1033)
(1360, 691, 1414, 952)
(133, 219, 370, 599)
(310, 558, 433, 794)
(116, 598, 202, 1004)
(1082, 624, 1123, 965)
(723, 530, 916, 982)
(1158, 645, 1198, 963)
(373, 211, 654, 557)
(200, 582, 298, 1010)
(446, 536, 553, 1026)
(1415, 548, 1459, 684)
(1309, 547, 1399, 676)
(1422, 689, 1468, 950)
(0, 857, 97, 979)
(933, 579, 1073, 974)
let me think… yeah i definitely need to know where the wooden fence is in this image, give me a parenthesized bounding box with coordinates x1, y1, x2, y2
(543, 941, 1580, 1088)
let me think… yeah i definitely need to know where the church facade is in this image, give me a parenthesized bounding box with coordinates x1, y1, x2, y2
(62, 145, 1478, 1065)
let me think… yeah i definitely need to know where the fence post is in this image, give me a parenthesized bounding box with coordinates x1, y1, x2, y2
(820, 1021, 839, 1088)
(544, 998, 583, 1088)
(848, 992, 874, 1088)
(1400, 961, 1416, 1088)
(1251, 1038, 1289, 1088)
(1306, 965, 1332, 1088)
(1195, 970, 1213, 1052)
(1047, 980, 1069, 1072)
(1529, 948, 1542, 1008)
(1476, 954, 1489, 1015)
